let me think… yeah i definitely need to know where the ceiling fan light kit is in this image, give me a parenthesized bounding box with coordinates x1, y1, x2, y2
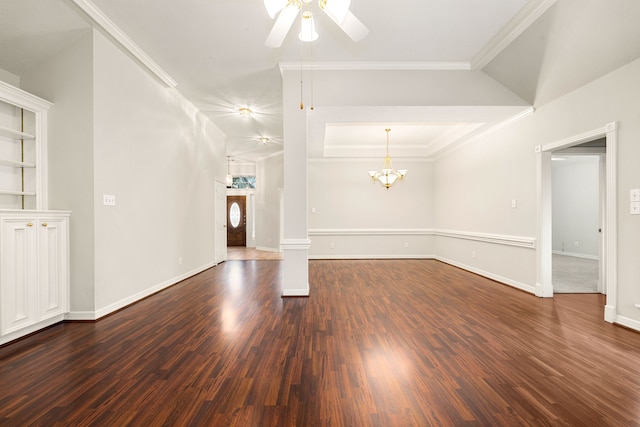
(264, 0, 368, 48)
(299, 10, 318, 42)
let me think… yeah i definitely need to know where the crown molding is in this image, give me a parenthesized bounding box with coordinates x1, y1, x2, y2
(0, 80, 52, 110)
(69, 0, 177, 88)
(280, 62, 472, 72)
(308, 157, 433, 163)
(471, 0, 558, 70)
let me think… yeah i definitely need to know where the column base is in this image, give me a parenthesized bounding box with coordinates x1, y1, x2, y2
(281, 238, 311, 297)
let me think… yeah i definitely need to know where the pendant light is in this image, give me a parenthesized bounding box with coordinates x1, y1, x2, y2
(368, 129, 408, 189)
(226, 157, 233, 188)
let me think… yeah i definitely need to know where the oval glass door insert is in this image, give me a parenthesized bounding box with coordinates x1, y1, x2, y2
(230, 202, 241, 228)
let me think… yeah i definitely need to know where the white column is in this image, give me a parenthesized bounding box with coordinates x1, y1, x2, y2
(281, 68, 310, 296)
(535, 147, 553, 297)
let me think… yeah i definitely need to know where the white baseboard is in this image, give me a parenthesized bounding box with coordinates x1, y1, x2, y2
(282, 288, 309, 297)
(552, 250, 598, 260)
(65, 311, 97, 321)
(436, 256, 536, 294)
(67, 261, 217, 321)
(613, 313, 640, 333)
(309, 254, 434, 260)
(256, 246, 281, 253)
(0, 314, 66, 346)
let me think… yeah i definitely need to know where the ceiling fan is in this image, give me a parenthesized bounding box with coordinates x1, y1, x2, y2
(264, 0, 369, 48)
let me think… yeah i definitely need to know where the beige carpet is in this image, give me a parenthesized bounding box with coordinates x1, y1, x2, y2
(553, 253, 599, 293)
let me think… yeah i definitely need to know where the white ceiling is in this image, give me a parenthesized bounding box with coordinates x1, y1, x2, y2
(1, 0, 639, 163)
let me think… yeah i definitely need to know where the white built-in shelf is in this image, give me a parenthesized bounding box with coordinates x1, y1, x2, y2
(0, 159, 36, 168)
(0, 189, 36, 196)
(0, 125, 35, 141)
(0, 80, 51, 210)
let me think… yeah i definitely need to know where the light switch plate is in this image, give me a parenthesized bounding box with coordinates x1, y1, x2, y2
(630, 189, 640, 202)
(103, 194, 116, 206)
(631, 201, 640, 215)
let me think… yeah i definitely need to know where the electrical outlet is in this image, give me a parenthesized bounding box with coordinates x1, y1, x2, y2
(404, 242, 409, 248)
(330, 242, 335, 249)
(178, 257, 183, 265)
(103, 194, 116, 206)
(472, 251, 476, 259)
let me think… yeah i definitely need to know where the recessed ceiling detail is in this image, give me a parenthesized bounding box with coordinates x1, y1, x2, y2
(322, 122, 485, 158)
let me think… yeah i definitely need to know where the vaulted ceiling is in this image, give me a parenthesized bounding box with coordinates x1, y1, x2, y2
(1, 0, 639, 162)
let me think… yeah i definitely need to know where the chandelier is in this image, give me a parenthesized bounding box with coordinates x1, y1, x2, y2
(368, 129, 408, 189)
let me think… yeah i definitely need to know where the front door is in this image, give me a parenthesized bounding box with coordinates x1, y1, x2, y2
(227, 196, 246, 246)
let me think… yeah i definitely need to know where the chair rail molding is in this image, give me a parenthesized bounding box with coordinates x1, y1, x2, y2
(308, 228, 535, 249)
(435, 229, 536, 249)
(309, 228, 434, 236)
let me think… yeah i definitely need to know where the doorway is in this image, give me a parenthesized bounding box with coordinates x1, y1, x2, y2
(536, 122, 618, 323)
(551, 151, 604, 293)
(227, 195, 246, 247)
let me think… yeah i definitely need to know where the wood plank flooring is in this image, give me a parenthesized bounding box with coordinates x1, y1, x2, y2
(1, 259, 639, 426)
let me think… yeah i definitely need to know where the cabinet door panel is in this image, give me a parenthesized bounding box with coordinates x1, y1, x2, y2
(38, 218, 68, 319)
(1, 219, 37, 335)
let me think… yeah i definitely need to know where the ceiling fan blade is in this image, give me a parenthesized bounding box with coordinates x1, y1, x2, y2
(265, 5, 300, 48)
(263, 0, 288, 19)
(325, 9, 369, 42)
(320, 0, 350, 24)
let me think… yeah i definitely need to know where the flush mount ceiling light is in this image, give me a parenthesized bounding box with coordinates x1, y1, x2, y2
(368, 129, 408, 189)
(257, 137, 271, 144)
(238, 107, 253, 118)
(264, 0, 368, 48)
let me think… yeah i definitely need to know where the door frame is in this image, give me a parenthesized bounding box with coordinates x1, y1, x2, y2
(536, 122, 617, 323)
(215, 180, 227, 264)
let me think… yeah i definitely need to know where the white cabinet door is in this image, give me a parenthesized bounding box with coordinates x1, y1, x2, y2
(1, 218, 38, 335)
(38, 218, 68, 320)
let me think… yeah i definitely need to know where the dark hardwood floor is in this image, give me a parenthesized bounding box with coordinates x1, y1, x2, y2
(1, 259, 640, 426)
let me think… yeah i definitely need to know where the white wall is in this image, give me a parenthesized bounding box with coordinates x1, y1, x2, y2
(308, 158, 434, 258)
(229, 161, 255, 177)
(21, 30, 96, 313)
(552, 156, 600, 258)
(255, 153, 283, 251)
(91, 30, 226, 314)
(22, 29, 226, 318)
(434, 56, 640, 324)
